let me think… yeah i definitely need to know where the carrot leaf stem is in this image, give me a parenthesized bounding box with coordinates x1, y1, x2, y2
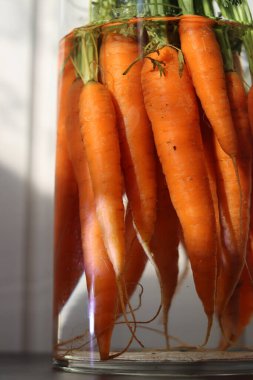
(72, 29, 99, 83)
(177, 0, 195, 14)
(216, 0, 253, 77)
(89, 0, 117, 23)
(195, 0, 215, 18)
(215, 27, 235, 72)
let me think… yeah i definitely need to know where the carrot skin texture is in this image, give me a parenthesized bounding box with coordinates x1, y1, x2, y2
(141, 46, 217, 331)
(53, 36, 83, 317)
(248, 85, 253, 134)
(66, 79, 117, 360)
(214, 72, 252, 319)
(79, 81, 126, 277)
(179, 15, 238, 157)
(151, 162, 179, 345)
(100, 33, 157, 244)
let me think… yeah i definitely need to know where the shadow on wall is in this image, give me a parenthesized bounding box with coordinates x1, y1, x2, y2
(0, 164, 54, 352)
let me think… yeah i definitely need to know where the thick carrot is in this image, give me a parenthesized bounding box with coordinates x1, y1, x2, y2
(65, 78, 117, 360)
(213, 72, 252, 326)
(99, 32, 157, 244)
(151, 161, 179, 347)
(248, 85, 253, 133)
(141, 46, 217, 343)
(179, 15, 238, 157)
(53, 35, 83, 317)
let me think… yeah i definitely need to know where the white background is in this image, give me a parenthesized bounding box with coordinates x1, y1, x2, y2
(0, 0, 252, 353)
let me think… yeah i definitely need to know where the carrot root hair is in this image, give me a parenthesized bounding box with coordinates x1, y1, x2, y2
(116, 276, 144, 349)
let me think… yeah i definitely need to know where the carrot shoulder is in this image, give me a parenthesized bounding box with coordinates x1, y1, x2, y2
(141, 46, 217, 343)
(179, 15, 238, 157)
(65, 78, 117, 360)
(100, 32, 157, 244)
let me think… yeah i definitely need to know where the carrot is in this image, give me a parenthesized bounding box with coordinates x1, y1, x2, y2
(178, 15, 238, 158)
(65, 78, 117, 360)
(248, 85, 253, 133)
(233, 228, 253, 341)
(151, 161, 179, 347)
(213, 72, 252, 329)
(218, 249, 253, 349)
(99, 32, 157, 245)
(79, 80, 125, 278)
(123, 207, 147, 304)
(53, 35, 83, 317)
(141, 46, 217, 344)
(73, 29, 142, 353)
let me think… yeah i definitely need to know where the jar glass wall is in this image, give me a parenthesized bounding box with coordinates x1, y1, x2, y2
(53, 0, 253, 375)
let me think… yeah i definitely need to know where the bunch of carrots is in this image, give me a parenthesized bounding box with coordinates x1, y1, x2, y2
(54, 0, 253, 360)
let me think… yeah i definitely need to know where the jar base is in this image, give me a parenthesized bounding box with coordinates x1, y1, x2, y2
(53, 350, 253, 376)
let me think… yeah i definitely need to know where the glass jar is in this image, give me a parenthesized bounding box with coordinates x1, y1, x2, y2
(53, 0, 253, 376)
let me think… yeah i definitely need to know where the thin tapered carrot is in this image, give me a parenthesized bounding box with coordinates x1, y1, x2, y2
(65, 78, 117, 360)
(123, 207, 147, 304)
(218, 250, 253, 349)
(200, 115, 228, 319)
(151, 161, 179, 348)
(248, 85, 253, 133)
(179, 15, 238, 157)
(234, 232, 253, 341)
(75, 29, 142, 351)
(99, 32, 157, 245)
(213, 71, 252, 327)
(141, 46, 217, 344)
(53, 35, 83, 317)
(219, 167, 253, 349)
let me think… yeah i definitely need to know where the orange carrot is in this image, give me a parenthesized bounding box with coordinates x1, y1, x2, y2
(179, 15, 238, 157)
(248, 85, 253, 133)
(123, 208, 147, 304)
(78, 79, 143, 349)
(219, 166, 253, 348)
(213, 72, 252, 326)
(65, 78, 117, 360)
(79, 80, 125, 278)
(141, 46, 217, 343)
(53, 36, 83, 317)
(234, 232, 253, 340)
(99, 32, 157, 244)
(218, 250, 253, 349)
(151, 162, 179, 347)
